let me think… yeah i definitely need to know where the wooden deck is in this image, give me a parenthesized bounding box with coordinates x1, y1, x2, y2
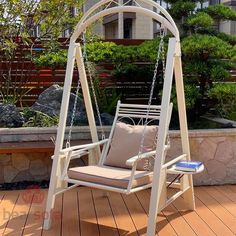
(1, 185, 236, 235)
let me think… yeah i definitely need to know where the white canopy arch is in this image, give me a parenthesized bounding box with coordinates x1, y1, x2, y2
(44, 1, 195, 236)
(71, 0, 180, 42)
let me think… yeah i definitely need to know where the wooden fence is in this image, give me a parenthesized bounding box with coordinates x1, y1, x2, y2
(0, 38, 156, 106)
(0, 38, 235, 107)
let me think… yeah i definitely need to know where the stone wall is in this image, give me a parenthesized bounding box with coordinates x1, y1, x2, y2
(167, 129, 236, 186)
(0, 127, 109, 184)
(0, 127, 236, 185)
(0, 152, 53, 183)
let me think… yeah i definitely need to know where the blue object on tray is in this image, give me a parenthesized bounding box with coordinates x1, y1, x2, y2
(174, 161, 203, 171)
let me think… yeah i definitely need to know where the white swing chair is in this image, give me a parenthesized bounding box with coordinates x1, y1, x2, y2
(44, 1, 196, 235)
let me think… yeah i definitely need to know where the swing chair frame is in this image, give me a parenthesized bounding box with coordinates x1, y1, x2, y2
(44, 1, 195, 235)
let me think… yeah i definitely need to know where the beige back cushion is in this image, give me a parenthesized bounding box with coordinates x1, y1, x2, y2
(104, 122, 157, 170)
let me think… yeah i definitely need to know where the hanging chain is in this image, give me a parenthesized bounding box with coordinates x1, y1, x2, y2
(138, 29, 166, 170)
(160, 30, 171, 147)
(83, 33, 106, 140)
(66, 61, 82, 148)
(65, 34, 88, 148)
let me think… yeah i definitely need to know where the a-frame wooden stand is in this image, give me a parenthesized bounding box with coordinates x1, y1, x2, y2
(43, 1, 195, 235)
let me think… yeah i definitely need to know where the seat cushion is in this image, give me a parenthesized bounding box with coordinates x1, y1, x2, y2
(68, 165, 153, 189)
(104, 122, 157, 170)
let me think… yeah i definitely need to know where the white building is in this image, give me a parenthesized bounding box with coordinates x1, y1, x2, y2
(84, 0, 155, 39)
(84, 0, 236, 39)
(218, 0, 236, 35)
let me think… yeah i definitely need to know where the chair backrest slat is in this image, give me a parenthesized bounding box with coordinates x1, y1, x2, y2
(99, 101, 170, 166)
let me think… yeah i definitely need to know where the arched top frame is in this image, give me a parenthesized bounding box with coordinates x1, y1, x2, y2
(71, 0, 180, 42)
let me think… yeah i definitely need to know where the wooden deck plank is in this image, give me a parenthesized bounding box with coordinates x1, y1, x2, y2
(194, 191, 235, 236)
(41, 194, 62, 236)
(23, 189, 48, 236)
(108, 192, 138, 236)
(136, 190, 177, 236)
(3, 191, 32, 236)
(122, 192, 149, 236)
(214, 185, 236, 202)
(61, 189, 80, 236)
(162, 204, 197, 236)
(0, 192, 5, 206)
(77, 187, 99, 236)
(1, 186, 236, 236)
(0, 191, 19, 235)
(92, 190, 119, 236)
(228, 185, 236, 192)
(172, 195, 215, 236)
(204, 186, 236, 217)
(195, 187, 236, 235)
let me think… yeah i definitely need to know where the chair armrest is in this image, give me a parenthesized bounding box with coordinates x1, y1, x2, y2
(162, 154, 187, 169)
(126, 150, 156, 167)
(51, 149, 88, 160)
(60, 139, 109, 154)
(126, 145, 171, 167)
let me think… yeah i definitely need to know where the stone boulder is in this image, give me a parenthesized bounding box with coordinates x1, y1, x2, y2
(100, 113, 114, 125)
(31, 84, 87, 125)
(0, 104, 24, 128)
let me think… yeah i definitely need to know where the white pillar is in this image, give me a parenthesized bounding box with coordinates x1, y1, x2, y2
(118, 0, 124, 39)
(43, 43, 77, 230)
(75, 45, 100, 165)
(147, 38, 177, 236)
(174, 41, 195, 210)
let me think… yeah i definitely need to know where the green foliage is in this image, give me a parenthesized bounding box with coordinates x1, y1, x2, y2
(210, 65, 230, 81)
(184, 60, 231, 83)
(187, 12, 214, 29)
(112, 64, 154, 81)
(208, 84, 236, 121)
(182, 34, 233, 59)
(216, 32, 236, 46)
(86, 41, 117, 63)
(0, 0, 84, 105)
(113, 45, 139, 65)
(232, 45, 236, 62)
(171, 84, 201, 111)
(85, 38, 164, 64)
(21, 108, 59, 127)
(0, 0, 83, 53)
(90, 78, 121, 115)
(137, 38, 163, 62)
(169, 1, 196, 19)
(206, 4, 236, 21)
(33, 50, 67, 67)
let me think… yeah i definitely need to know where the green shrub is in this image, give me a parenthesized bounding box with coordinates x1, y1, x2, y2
(182, 34, 233, 59)
(232, 45, 236, 62)
(210, 65, 230, 81)
(33, 39, 167, 67)
(112, 64, 154, 80)
(170, 84, 201, 111)
(208, 83, 236, 121)
(86, 41, 117, 63)
(206, 4, 236, 21)
(184, 59, 231, 84)
(169, 1, 196, 19)
(187, 12, 214, 29)
(112, 45, 138, 65)
(137, 38, 163, 62)
(216, 32, 236, 46)
(21, 109, 59, 127)
(89, 76, 121, 114)
(33, 50, 67, 67)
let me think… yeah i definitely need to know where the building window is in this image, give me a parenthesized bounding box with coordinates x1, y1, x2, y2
(209, 0, 221, 5)
(124, 19, 132, 38)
